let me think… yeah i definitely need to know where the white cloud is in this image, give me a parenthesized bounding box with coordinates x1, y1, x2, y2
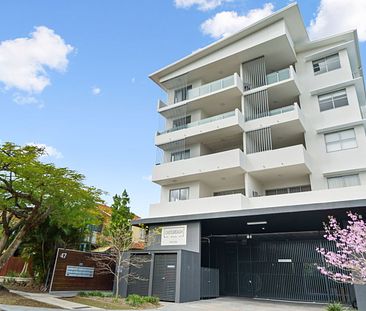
(26, 143, 63, 159)
(0, 26, 73, 93)
(131, 77, 136, 83)
(12, 93, 45, 108)
(308, 0, 366, 41)
(201, 3, 274, 39)
(13, 94, 39, 105)
(92, 86, 101, 95)
(175, 0, 231, 11)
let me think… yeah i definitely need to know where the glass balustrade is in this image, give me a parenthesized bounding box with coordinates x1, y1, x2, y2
(266, 68, 290, 85)
(182, 75, 235, 102)
(157, 110, 236, 135)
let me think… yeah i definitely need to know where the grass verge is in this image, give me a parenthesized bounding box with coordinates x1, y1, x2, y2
(64, 296, 160, 310)
(0, 290, 57, 308)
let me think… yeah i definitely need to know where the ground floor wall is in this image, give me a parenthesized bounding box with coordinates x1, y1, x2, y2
(119, 250, 200, 303)
(127, 209, 362, 305)
(201, 234, 353, 304)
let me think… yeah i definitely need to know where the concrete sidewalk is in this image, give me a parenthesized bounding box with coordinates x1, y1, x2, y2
(9, 290, 101, 310)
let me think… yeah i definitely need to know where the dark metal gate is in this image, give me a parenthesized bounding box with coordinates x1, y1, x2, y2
(127, 254, 151, 296)
(205, 235, 352, 303)
(152, 254, 177, 302)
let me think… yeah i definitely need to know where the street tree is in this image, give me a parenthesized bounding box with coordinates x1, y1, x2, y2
(0, 142, 102, 270)
(92, 190, 149, 299)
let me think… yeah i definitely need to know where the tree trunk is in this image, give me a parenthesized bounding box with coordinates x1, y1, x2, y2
(0, 232, 9, 255)
(0, 223, 29, 269)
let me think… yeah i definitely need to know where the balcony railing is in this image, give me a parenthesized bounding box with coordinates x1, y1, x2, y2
(266, 68, 290, 85)
(246, 103, 296, 121)
(157, 110, 236, 135)
(169, 74, 236, 105)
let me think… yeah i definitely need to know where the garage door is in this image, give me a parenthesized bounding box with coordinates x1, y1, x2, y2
(152, 254, 177, 302)
(215, 237, 352, 303)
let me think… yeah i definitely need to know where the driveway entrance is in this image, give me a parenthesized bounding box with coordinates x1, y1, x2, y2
(160, 297, 325, 311)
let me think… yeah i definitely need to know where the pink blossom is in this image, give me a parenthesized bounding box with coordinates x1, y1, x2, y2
(317, 212, 366, 285)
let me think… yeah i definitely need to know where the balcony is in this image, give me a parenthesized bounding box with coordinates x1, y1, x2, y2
(246, 145, 312, 182)
(148, 185, 366, 218)
(149, 193, 248, 217)
(244, 102, 306, 132)
(152, 149, 245, 185)
(158, 110, 235, 135)
(244, 66, 300, 100)
(155, 109, 244, 147)
(158, 73, 244, 117)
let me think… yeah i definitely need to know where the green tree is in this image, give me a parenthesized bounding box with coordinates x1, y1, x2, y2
(20, 215, 94, 283)
(110, 190, 134, 234)
(93, 190, 145, 299)
(0, 142, 102, 270)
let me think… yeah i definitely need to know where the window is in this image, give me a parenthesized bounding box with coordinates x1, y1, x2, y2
(313, 53, 341, 75)
(172, 115, 191, 129)
(327, 174, 360, 189)
(169, 187, 189, 202)
(213, 188, 245, 196)
(265, 185, 311, 196)
(171, 149, 190, 162)
(174, 85, 192, 103)
(325, 129, 357, 152)
(319, 89, 348, 112)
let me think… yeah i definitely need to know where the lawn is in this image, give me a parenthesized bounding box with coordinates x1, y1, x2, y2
(0, 290, 56, 308)
(64, 296, 160, 310)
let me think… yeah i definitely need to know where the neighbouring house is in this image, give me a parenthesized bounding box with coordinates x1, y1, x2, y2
(80, 204, 112, 251)
(131, 216, 146, 250)
(122, 3, 366, 305)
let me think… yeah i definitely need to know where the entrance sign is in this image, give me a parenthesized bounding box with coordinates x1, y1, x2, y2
(65, 265, 94, 278)
(161, 225, 187, 246)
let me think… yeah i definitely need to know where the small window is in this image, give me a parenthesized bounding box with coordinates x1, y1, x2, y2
(327, 174, 360, 189)
(319, 89, 348, 112)
(169, 187, 189, 202)
(313, 53, 341, 75)
(325, 129, 357, 152)
(171, 149, 190, 162)
(172, 115, 191, 129)
(174, 85, 192, 103)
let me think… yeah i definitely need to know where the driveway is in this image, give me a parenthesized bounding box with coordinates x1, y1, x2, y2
(160, 297, 326, 311)
(1, 297, 327, 311)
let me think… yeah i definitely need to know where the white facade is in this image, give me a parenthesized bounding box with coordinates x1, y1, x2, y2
(149, 4, 366, 218)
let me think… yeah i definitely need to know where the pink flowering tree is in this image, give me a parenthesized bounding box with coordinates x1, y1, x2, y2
(317, 212, 366, 284)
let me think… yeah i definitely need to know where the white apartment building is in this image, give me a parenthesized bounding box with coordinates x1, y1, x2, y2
(127, 3, 366, 305)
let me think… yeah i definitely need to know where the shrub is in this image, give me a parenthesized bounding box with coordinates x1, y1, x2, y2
(125, 294, 160, 306)
(326, 302, 348, 311)
(126, 294, 145, 306)
(5, 271, 18, 278)
(143, 296, 160, 305)
(18, 271, 30, 278)
(78, 291, 113, 298)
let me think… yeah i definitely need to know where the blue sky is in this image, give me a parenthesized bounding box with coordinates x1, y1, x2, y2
(0, 0, 365, 217)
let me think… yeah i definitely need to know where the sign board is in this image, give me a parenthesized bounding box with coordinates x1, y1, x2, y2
(161, 225, 187, 246)
(65, 265, 94, 278)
